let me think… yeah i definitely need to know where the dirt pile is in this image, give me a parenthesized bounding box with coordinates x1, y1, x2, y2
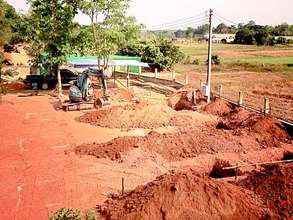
(239, 163, 293, 219)
(217, 108, 290, 148)
(168, 89, 205, 111)
(77, 103, 176, 129)
(202, 98, 235, 116)
(95, 88, 135, 102)
(4, 82, 29, 91)
(96, 171, 268, 220)
(74, 124, 274, 162)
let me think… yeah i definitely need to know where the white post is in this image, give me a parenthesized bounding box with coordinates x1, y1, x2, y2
(138, 66, 142, 75)
(185, 74, 189, 85)
(155, 68, 158, 78)
(238, 91, 243, 106)
(219, 84, 223, 97)
(264, 98, 270, 114)
(172, 71, 176, 81)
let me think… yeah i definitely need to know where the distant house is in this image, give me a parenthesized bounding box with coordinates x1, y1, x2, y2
(204, 34, 235, 43)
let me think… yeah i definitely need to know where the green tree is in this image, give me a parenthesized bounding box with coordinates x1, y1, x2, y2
(28, 0, 79, 94)
(0, 0, 14, 82)
(78, 0, 142, 70)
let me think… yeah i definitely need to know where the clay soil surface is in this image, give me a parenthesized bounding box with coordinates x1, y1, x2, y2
(96, 171, 268, 220)
(239, 163, 293, 219)
(1, 86, 292, 220)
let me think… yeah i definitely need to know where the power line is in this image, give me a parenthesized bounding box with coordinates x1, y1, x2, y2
(149, 18, 208, 31)
(213, 11, 239, 26)
(146, 11, 206, 29)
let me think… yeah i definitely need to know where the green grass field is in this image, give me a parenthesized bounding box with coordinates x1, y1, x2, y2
(176, 43, 293, 76)
(178, 43, 293, 65)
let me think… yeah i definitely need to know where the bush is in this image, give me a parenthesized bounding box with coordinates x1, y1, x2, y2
(3, 69, 16, 77)
(49, 208, 81, 220)
(118, 38, 185, 70)
(84, 209, 96, 220)
(192, 58, 200, 65)
(211, 55, 220, 65)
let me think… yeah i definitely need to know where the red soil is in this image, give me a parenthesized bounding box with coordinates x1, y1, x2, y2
(168, 89, 205, 111)
(96, 171, 268, 220)
(4, 82, 29, 91)
(202, 98, 235, 116)
(77, 103, 176, 129)
(217, 108, 291, 148)
(239, 163, 293, 219)
(75, 119, 286, 162)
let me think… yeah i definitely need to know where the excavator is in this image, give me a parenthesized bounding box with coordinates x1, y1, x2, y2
(62, 68, 111, 111)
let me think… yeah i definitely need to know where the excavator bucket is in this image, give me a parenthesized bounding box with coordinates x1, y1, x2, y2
(95, 96, 111, 108)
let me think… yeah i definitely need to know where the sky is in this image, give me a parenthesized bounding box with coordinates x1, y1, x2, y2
(5, 0, 293, 27)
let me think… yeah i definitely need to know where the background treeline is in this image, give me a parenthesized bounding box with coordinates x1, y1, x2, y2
(146, 21, 293, 45)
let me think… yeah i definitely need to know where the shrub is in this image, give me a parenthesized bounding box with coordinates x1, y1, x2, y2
(84, 209, 96, 220)
(118, 38, 185, 70)
(192, 58, 200, 65)
(211, 55, 220, 65)
(49, 208, 81, 220)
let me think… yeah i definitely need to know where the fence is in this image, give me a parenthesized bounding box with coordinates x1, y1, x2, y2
(213, 84, 293, 124)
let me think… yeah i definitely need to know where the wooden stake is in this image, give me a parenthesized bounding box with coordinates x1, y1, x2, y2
(126, 75, 130, 88)
(122, 177, 125, 195)
(238, 91, 243, 106)
(219, 85, 223, 97)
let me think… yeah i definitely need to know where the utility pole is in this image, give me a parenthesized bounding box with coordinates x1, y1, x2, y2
(206, 9, 213, 103)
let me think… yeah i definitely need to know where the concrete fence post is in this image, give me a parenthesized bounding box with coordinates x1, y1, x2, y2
(238, 91, 243, 106)
(185, 75, 189, 85)
(219, 85, 223, 97)
(154, 68, 158, 78)
(126, 74, 130, 88)
(138, 66, 142, 76)
(264, 98, 270, 114)
(172, 71, 176, 81)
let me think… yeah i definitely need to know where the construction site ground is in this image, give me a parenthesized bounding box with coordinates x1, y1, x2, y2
(0, 82, 292, 219)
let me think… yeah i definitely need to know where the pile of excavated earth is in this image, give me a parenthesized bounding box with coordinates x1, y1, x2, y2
(75, 98, 290, 161)
(96, 170, 269, 220)
(74, 88, 292, 219)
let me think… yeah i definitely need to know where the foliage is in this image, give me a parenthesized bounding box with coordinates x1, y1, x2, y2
(192, 58, 200, 65)
(0, 0, 14, 82)
(84, 209, 96, 220)
(49, 208, 81, 220)
(27, 0, 79, 68)
(78, 0, 142, 69)
(211, 55, 220, 65)
(119, 38, 184, 70)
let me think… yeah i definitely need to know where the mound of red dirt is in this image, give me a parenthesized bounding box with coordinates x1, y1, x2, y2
(168, 89, 205, 111)
(74, 124, 275, 162)
(5, 82, 29, 91)
(95, 88, 135, 102)
(202, 98, 235, 116)
(239, 163, 293, 219)
(96, 171, 268, 220)
(77, 103, 175, 129)
(217, 108, 290, 148)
